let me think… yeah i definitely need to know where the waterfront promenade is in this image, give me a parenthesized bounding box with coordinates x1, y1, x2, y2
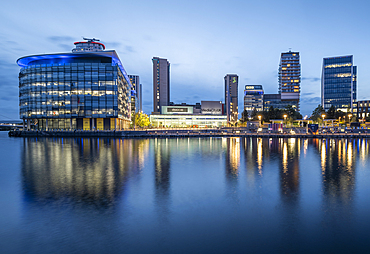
(8, 129, 370, 139)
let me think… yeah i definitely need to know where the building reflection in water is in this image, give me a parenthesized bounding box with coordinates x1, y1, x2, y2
(225, 137, 240, 181)
(241, 137, 268, 183)
(154, 138, 171, 199)
(21, 137, 149, 208)
(279, 138, 300, 204)
(315, 138, 358, 205)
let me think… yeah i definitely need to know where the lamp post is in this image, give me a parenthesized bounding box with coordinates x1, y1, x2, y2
(321, 114, 326, 128)
(258, 115, 262, 127)
(283, 114, 287, 127)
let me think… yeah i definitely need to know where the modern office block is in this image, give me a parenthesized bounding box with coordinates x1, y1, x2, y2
(278, 51, 300, 111)
(321, 55, 357, 112)
(128, 75, 140, 114)
(244, 85, 264, 114)
(153, 57, 170, 114)
(17, 39, 132, 130)
(354, 100, 370, 119)
(224, 74, 238, 123)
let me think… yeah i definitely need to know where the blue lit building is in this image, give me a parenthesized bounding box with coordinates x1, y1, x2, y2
(17, 39, 132, 130)
(321, 55, 357, 112)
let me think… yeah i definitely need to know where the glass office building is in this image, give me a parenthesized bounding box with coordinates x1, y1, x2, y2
(321, 55, 357, 112)
(244, 85, 264, 114)
(17, 40, 132, 130)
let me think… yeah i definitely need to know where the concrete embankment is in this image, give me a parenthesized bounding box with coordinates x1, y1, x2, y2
(8, 130, 370, 139)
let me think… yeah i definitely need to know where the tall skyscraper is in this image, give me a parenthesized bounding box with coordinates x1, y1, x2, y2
(278, 51, 301, 111)
(139, 83, 142, 113)
(244, 85, 264, 114)
(153, 57, 170, 114)
(321, 55, 357, 112)
(128, 75, 140, 114)
(224, 74, 238, 123)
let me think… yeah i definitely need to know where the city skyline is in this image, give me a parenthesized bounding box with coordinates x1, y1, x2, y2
(1, 0, 370, 120)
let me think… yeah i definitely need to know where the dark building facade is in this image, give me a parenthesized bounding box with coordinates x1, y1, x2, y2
(153, 57, 170, 114)
(129, 75, 141, 113)
(17, 39, 132, 130)
(353, 100, 370, 120)
(321, 55, 357, 112)
(224, 74, 239, 123)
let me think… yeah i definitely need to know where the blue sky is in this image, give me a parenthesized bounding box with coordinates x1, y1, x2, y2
(1, 0, 370, 119)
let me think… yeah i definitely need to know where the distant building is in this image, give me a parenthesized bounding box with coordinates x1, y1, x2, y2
(321, 55, 357, 112)
(244, 85, 264, 114)
(263, 94, 282, 111)
(153, 57, 170, 114)
(278, 51, 300, 111)
(17, 39, 132, 130)
(224, 74, 238, 123)
(149, 101, 226, 128)
(128, 75, 141, 113)
(353, 100, 370, 120)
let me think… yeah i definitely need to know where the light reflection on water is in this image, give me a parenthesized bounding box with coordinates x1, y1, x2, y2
(1, 133, 370, 253)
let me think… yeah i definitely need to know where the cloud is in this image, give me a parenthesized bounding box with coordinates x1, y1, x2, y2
(301, 96, 320, 103)
(301, 92, 315, 96)
(106, 42, 121, 48)
(125, 46, 135, 53)
(302, 77, 320, 82)
(48, 36, 75, 42)
(57, 43, 73, 52)
(143, 35, 153, 41)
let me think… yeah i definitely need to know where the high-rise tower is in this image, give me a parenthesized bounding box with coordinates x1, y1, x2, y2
(321, 55, 356, 112)
(224, 74, 238, 123)
(278, 51, 301, 111)
(129, 75, 140, 113)
(152, 57, 170, 114)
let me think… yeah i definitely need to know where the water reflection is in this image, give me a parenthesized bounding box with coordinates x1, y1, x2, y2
(10, 136, 370, 252)
(314, 138, 357, 204)
(21, 138, 149, 208)
(225, 138, 240, 181)
(279, 138, 300, 204)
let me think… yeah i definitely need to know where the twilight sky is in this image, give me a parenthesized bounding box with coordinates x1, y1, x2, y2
(1, 0, 370, 120)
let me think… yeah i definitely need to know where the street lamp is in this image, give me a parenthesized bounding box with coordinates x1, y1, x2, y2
(283, 114, 287, 127)
(258, 115, 262, 127)
(321, 114, 326, 128)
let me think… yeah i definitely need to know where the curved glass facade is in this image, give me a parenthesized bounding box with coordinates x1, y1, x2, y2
(17, 49, 131, 130)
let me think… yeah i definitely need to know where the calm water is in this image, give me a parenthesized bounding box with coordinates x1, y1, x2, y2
(1, 132, 370, 253)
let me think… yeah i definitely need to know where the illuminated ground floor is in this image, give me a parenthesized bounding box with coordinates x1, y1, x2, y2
(150, 114, 227, 128)
(22, 118, 130, 130)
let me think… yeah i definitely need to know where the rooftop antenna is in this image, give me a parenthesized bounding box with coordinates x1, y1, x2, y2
(82, 37, 100, 42)
(289, 48, 292, 52)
